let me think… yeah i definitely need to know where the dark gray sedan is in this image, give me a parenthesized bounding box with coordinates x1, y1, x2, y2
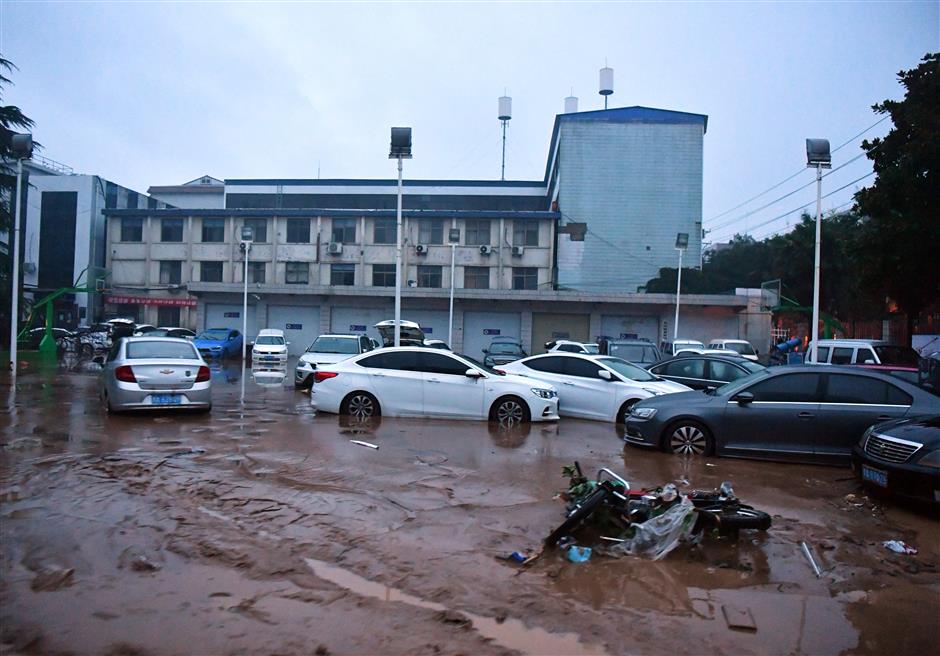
(623, 365, 940, 464)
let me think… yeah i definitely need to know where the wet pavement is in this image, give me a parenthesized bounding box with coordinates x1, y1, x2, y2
(1, 356, 938, 655)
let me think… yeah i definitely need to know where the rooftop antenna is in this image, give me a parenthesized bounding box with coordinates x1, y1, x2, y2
(564, 87, 579, 114)
(498, 90, 512, 181)
(599, 60, 614, 109)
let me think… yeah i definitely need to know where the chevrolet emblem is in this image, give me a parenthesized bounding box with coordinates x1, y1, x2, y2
(159, 369, 174, 374)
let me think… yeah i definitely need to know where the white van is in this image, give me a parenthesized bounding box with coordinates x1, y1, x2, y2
(806, 339, 920, 366)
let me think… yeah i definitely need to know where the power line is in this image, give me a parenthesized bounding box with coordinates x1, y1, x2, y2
(752, 199, 856, 241)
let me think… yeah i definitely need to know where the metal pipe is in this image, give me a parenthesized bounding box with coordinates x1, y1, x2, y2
(240, 244, 249, 404)
(809, 164, 822, 362)
(394, 157, 403, 347)
(448, 243, 456, 346)
(500, 120, 507, 181)
(8, 158, 24, 375)
(673, 247, 684, 341)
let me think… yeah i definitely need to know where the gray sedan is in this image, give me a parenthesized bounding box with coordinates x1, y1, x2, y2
(99, 337, 212, 413)
(623, 365, 940, 464)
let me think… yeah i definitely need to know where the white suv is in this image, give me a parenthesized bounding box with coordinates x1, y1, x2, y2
(707, 339, 759, 361)
(252, 329, 289, 364)
(545, 340, 600, 354)
(295, 334, 375, 389)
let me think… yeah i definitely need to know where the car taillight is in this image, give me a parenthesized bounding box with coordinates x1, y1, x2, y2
(314, 371, 338, 383)
(195, 365, 211, 382)
(114, 365, 136, 383)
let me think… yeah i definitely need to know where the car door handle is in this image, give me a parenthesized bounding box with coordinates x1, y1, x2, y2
(798, 411, 815, 419)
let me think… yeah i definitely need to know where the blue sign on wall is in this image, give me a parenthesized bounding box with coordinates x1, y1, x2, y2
(350, 324, 367, 332)
(286, 323, 302, 330)
(224, 312, 240, 318)
(483, 328, 501, 336)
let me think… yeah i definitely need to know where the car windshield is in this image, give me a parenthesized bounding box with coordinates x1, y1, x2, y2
(148, 329, 170, 337)
(197, 330, 230, 340)
(583, 344, 600, 354)
(740, 360, 766, 373)
(714, 368, 772, 395)
(489, 343, 522, 354)
(609, 344, 657, 362)
(308, 336, 359, 354)
(255, 336, 285, 345)
(597, 357, 658, 382)
(676, 341, 705, 350)
(458, 354, 500, 375)
(126, 341, 198, 360)
(723, 342, 756, 355)
(874, 345, 920, 366)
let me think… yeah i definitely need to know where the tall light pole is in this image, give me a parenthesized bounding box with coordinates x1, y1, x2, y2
(7, 133, 33, 376)
(498, 95, 511, 181)
(389, 127, 412, 348)
(673, 232, 689, 341)
(238, 225, 253, 404)
(448, 227, 460, 346)
(805, 139, 831, 363)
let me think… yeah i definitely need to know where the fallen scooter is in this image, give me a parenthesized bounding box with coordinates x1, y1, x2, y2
(545, 462, 771, 560)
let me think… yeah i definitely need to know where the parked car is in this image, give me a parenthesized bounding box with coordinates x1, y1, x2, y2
(252, 328, 289, 364)
(483, 337, 527, 368)
(132, 324, 158, 336)
(806, 339, 921, 367)
(707, 339, 759, 361)
(660, 339, 706, 357)
(375, 320, 425, 347)
(852, 415, 940, 505)
(623, 365, 940, 463)
(424, 339, 451, 350)
(98, 337, 211, 413)
(545, 340, 599, 354)
(295, 333, 375, 389)
(602, 339, 662, 366)
(194, 328, 243, 359)
(20, 327, 73, 349)
(310, 347, 559, 423)
(648, 355, 766, 390)
(147, 327, 196, 340)
(498, 353, 689, 423)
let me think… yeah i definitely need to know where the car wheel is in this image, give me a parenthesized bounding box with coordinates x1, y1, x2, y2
(294, 375, 313, 390)
(490, 395, 530, 425)
(618, 398, 641, 424)
(664, 420, 714, 456)
(341, 392, 380, 419)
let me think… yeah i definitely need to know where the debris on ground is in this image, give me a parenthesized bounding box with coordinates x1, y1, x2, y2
(721, 604, 757, 631)
(883, 540, 918, 555)
(800, 541, 822, 578)
(349, 440, 379, 449)
(566, 545, 592, 563)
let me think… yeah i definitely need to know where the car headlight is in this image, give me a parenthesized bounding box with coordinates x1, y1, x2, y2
(642, 387, 665, 396)
(917, 449, 940, 469)
(630, 407, 657, 419)
(531, 388, 557, 399)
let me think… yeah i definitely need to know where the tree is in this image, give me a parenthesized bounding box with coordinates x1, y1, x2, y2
(854, 52, 940, 337)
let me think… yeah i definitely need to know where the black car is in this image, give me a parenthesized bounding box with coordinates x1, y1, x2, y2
(852, 415, 940, 505)
(647, 354, 766, 390)
(483, 339, 527, 368)
(623, 365, 940, 464)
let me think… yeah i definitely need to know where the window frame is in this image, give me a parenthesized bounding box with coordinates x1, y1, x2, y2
(513, 219, 539, 247)
(200, 260, 223, 283)
(243, 218, 268, 243)
(285, 261, 309, 285)
(373, 218, 397, 244)
(418, 219, 444, 245)
(247, 261, 266, 284)
(201, 217, 226, 243)
(330, 263, 355, 286)
(160, 217, 184, 242)
(417, 265, 442, 288)
(464, 219, 491, 246)
(512, 267, 538, 290)
(744, 373, 823, 403)
(463, 266, 489, 290)
(372, 264, 396, 287)
(331, 218, 356, 244)
(159, 260, 182, 285)
(120, 217, 143, 242)
(285, 219, 311, 244)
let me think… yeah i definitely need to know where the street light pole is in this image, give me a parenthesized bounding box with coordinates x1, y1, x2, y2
(239, 226, 253, 405)
(7, 133, 32, 376)
(805, 139, 831, 364)
(448, 242, 456, 346)
(673, 232, 689, 341)
(395, 156, 402, 348)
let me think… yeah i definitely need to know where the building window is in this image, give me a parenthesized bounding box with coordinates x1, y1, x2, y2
(127, 191, 139, 210)
(285, 219, 310, 243)
(513, 220, 539, 247)
(157, 306, 180, 327)
(512, 267, 538, 290)
(248, 261, 266, 284)
(161, 218, 184, 242)
(418, 219, 444, 245)
(202, 218, 225, 242)
(463, 266, 489, 289)
(105, 182, 118, 209)
(465, 219, 490, 246)
(243, 218, 268, 243)
(417, 265, 442, 288)
(373, 218, 397, 244)
(121, 217, 143, 242)
(330, 263, 355, 286)
(200, 261, 223, 282)
(159, 260, 182, 285)
(331, 218, 356, 243)
(372, 264, 396, 287)
(285, 262, 309, 284)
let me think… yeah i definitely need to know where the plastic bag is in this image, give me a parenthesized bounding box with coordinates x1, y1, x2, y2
(601, 496, 697, 561)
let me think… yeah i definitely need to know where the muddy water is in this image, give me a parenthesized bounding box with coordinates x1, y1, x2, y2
(1, 361, 938, 655)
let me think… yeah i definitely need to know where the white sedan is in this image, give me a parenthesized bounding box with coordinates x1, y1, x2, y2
(498, 353, 690, 423)
(310, 347, 559, 423)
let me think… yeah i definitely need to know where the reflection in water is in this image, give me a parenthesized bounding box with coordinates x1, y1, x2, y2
(251, 366, 287, 388)
(338, 415, 382, 436)
(487, 420, 532, 448)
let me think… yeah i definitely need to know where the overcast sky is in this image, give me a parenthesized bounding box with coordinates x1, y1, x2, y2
(2, 1, 937, 242)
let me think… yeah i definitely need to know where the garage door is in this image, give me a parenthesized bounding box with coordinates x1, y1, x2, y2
(600, 315, 659, 342)
(409, 310, 450, 343)
(462, 311, 522, 359)
(203, 303, 258, 340)
(330, 306, 392, 344)
(267, 305, 320, 355)
(532, 313, 590, 354)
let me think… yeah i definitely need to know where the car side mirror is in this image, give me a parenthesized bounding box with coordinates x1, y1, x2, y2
(465, 369, 484, 378)
(598, 369, 613, 381)
(286, 342, 291, 346)
(705, 385, 717, 393)
(733, 391, 754, 405)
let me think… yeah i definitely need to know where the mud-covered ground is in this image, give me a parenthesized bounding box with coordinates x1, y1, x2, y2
(1, 358, 938, 655)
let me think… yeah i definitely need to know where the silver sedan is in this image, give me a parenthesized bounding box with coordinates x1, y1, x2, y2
(99, 337, 212, 412)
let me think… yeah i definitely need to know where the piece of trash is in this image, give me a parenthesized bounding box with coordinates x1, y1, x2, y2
(705, 463, 717, 467)
(600, 536, 625, 543)
(509, 551, 528, 563)
(556, 535, 576, 549)
(349, 440, 379, 450)
(801, 541, 822, 578)
(567, 545, 592, 563)
(883, 540, 918, 555)
(721, 604, 757, 631)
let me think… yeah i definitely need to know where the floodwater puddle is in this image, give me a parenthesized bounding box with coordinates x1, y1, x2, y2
(305, 557, 607, 656)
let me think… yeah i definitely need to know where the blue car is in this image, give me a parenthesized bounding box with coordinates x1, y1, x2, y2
(194, 328, 243, 359)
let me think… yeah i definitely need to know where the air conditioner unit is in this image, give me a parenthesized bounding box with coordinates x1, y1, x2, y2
(328, 242, 343, 255)
(479, 245, 493, 256)
(511, 246, 524, 257)
(415, 244, 429, 255)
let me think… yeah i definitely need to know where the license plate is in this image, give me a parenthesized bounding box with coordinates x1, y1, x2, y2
(263, 356, 277, 361)
(862, 464, 887, 487)
(152, 394, 181, 406)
